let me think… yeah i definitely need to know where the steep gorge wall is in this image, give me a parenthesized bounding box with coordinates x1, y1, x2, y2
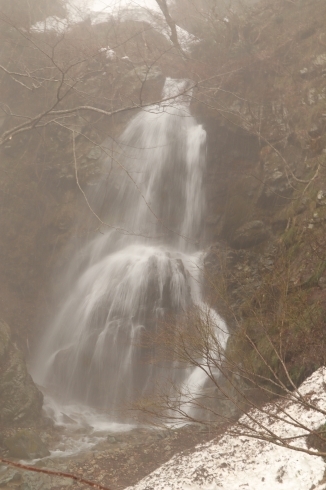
(0, 4, 169, 354)
(0, 3, 171, 426)
(197, 0, 326, 386)
(1, 0, 326, 424)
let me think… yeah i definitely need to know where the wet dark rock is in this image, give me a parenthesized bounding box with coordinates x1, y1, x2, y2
(204, 243, 226, 275)
(120, 64, 164, 98)
(0, 469, 21, 487)
(271, 219, 288, 234)
(0, 321, 43, 425)
(231, 221, 270, 249)
(296, 197, 309, 215)
(296, 25, 316, 41)
(3, 429, 50, 459)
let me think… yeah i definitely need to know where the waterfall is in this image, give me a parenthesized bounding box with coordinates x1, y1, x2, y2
(32, 78, 228, 425)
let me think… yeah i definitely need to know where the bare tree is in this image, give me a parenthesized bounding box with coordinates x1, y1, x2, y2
(135, 241, 326, 458)
(0, 0, 197, 239)
(1, 0, 326, 486)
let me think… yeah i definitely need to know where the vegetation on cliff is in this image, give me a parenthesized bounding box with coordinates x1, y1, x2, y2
(0, 0, 326, 450)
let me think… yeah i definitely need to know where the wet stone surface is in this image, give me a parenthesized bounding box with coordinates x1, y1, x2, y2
(0, 424, 224, 490)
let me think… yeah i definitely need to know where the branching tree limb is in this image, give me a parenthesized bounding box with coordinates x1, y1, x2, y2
(0, 458, 111, 490)
(155, 0, 186, 58)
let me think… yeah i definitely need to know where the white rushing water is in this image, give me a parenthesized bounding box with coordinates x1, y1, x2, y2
(32, 78, 228, 436)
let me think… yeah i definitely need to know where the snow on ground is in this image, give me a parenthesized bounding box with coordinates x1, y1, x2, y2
(129, 368, 326, 490)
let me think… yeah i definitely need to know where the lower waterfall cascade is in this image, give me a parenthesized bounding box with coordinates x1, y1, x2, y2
(31, 78, 229, 433)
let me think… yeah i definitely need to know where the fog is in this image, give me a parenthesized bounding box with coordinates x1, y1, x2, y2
(69, 0, 161, 14)
(1, 0, 323, 487)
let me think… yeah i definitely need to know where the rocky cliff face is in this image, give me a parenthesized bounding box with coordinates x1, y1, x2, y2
(0, 0, 173, 427)
(0, 0, 326, 427)
(197, 0, 326, 387)
(0, 0, 167, 355)
(0, 321, 43, 425)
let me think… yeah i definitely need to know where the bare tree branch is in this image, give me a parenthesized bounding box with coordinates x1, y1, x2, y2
(0, 458, 111, 490)
(155, 0, 186, 57)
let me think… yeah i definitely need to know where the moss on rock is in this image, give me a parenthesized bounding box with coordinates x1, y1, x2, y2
(3, 429, 50, 459)
(0, 320, 43, 426)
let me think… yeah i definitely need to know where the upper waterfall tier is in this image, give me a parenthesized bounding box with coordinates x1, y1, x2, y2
(94, 77, 206, 251)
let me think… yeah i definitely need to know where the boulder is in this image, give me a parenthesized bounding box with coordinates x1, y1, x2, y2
(3, 430, 50, 459)
(231, 221, 270, 249)
(0, 320, 43, 425)
(0, 469, 21, 487)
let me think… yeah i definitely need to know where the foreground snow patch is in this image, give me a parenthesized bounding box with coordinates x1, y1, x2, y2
(129, 368, 326, 490)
